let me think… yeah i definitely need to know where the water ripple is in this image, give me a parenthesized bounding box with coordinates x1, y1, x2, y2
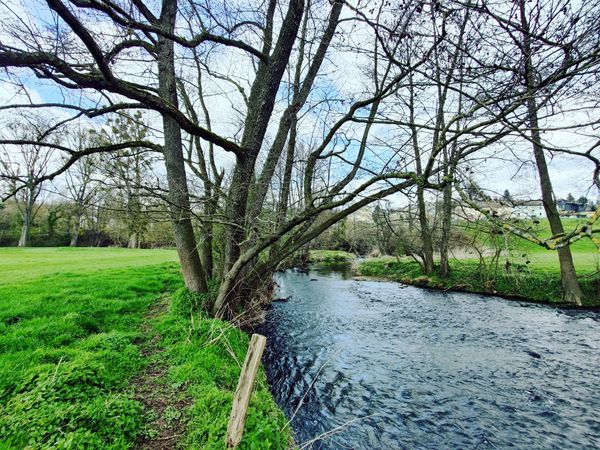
(259, 267, 600, 449)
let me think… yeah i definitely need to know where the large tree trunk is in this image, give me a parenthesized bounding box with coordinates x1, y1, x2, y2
(224, 155, 255, 274)
(158, 0, 207, 293)
(529, 105, 582, 305)
(221, 0, 305, 299)
(519, 0, 582, 306)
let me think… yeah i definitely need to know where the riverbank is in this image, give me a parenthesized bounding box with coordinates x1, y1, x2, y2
(0, 248, 291, 448)
(356, 257, 600, 308)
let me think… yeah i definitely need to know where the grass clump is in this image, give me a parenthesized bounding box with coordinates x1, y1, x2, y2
(171, 280, 219, 317)
(309, 250, 355, 264)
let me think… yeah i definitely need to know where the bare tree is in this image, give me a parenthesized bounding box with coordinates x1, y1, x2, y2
(0, 119, 54, 247)
(64, 130, 99, 247)
(1, 0, 598, 317)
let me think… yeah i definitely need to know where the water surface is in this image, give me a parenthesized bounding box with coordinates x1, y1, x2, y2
(260, 266, 600, 449)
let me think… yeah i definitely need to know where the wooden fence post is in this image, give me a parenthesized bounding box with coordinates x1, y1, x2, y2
(226, 333, 267, 449)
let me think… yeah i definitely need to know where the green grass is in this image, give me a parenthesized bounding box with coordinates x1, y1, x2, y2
(505, 218, 599, 253)
(0, 248, 290, 449)
(155, 291, 289, 449)
(526, 251, 599, 274)
(308, 250, 355, 264)
(358, 256, 600, 306)
(0, 247, 178, 285)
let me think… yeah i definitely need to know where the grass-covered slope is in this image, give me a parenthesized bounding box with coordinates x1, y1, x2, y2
(358, 257, 600, 306)
(0, 248, 290, 449)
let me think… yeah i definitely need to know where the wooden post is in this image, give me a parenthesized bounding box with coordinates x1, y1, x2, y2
(226, 333, 267, 449)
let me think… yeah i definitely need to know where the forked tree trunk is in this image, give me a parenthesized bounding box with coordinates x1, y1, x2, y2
(223, 0, 305, 278)
(408, 72, 434, 275)
(158, 0, 207, 293)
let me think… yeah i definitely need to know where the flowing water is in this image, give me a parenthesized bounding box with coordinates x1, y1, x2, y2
(259, 265, 600, 449)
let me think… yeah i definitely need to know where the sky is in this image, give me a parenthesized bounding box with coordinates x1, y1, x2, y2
(0, 0, 598, 207)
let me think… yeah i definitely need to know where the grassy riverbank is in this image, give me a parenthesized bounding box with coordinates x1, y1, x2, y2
(0, 248, 290, 449)
(357, 256, 600, 307)
(308, 250, 356, 264)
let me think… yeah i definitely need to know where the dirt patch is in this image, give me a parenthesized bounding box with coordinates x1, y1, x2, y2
(134, 296, 191, 449)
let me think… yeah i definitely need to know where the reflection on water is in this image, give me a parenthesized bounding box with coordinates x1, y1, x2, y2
(259, 267, 600, 449)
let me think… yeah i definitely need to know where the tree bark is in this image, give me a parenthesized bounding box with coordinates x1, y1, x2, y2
(70, 213, 81, 247)
(529, 103, 582, 305)
(18, 190, 34, 247)
(158, 0, 207, 293)
(439, 179, 452, 278)
(127, 232, 138, 249)
(518, 0, 582, 305)
(409, 73, 434, 275)
(416, 186, 435, 274)
(18, 219, 29, 247)
(223, 0, 305, 278)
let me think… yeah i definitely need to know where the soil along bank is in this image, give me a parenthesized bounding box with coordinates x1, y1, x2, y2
(357, 258, 600, 307)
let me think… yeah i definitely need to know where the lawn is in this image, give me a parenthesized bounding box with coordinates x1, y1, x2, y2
(0, 247, 289, 449)
(0, 247, 178, 285)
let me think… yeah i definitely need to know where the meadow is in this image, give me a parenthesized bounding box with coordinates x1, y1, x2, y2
(0, 248, 289, 449)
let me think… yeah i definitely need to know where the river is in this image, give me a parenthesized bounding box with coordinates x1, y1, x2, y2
(259, 264, 600, 449)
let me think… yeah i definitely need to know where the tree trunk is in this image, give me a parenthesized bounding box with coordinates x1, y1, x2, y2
(223, 0, 305, 277)
(128, 232, 138, 249)
(519, 0, 582, 306)
(18, 220, 29, 247)
(70, 214, 81, 247)
(158, 0, 207, 293)
(224, 155, 255, 274)
(416, 186, 435, 275)
(439, 180, 452, 278)
(529, 107, 582, 305)
(268, 112, 297, 260)
(200, 194, 217, 279)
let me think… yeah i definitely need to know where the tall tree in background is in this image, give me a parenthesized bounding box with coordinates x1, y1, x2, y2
(64, 130, 100, 247)
(0, 120, 54, 247)
(99, 113, 154, 249)
(503, 0, 592, 305)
